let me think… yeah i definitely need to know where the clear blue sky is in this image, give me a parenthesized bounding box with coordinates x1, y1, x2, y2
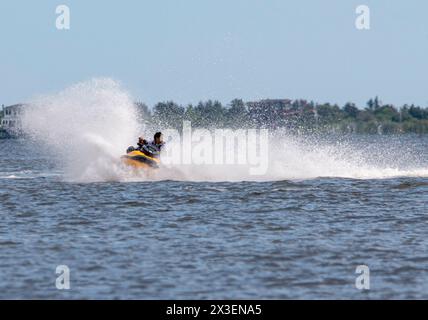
(1, 0, 427, 108)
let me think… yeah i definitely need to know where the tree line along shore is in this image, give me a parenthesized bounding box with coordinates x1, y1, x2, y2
(136, 97, 428, 134)
(1, 97, 428, 137)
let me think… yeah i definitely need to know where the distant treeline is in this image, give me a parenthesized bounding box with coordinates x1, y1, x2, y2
(135, 97, 428, 134)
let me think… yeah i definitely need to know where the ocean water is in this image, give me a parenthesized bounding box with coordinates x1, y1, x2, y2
(0, 136, 427, 299)
(1, 79, 427, 299)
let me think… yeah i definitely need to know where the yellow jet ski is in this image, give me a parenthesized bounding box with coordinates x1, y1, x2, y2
(121, 149, 160, 169)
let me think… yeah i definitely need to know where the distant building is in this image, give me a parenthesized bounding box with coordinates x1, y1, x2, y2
(1, 104, 25, 134)
(247, 99, 293, 110)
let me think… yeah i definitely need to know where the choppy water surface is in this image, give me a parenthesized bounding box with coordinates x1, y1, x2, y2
(0, 137, 427, 299)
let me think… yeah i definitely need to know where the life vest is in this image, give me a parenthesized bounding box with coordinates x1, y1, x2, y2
(141, 141, 164, 159)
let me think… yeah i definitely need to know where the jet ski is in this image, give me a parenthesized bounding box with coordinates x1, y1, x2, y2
(121, 148, 160, 169)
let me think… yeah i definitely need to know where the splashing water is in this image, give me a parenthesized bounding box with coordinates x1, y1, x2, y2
(22, 78, 141, 181)
(154, 133, 428, 181)
(21, 78, 428, 182)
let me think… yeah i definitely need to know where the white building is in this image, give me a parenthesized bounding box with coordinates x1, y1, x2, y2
(1, 104, 25, 134)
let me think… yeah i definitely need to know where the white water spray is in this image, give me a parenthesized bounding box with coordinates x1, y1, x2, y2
(22, 78, 140, 181)
(21, 78, 428, 182)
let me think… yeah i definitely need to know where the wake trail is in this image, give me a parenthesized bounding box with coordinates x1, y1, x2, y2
(20, 78, 428, 183)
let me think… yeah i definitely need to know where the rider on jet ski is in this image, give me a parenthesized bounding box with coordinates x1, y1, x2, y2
(127, 132, 165, 159)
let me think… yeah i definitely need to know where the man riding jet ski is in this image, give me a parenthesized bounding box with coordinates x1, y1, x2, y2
(122, 132, 165, 169)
